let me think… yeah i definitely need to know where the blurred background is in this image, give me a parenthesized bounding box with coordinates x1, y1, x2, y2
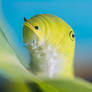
(1, 0, 92, 82)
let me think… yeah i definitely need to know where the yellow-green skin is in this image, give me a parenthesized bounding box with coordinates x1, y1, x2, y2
(23, 14, 75, 78)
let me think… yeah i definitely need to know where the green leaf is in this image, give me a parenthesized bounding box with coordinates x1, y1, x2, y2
(0, 1, 30, 68)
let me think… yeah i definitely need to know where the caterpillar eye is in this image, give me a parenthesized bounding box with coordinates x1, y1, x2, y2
(69, 31, 75, 41)
(35, 26, 39, 30)
(72, 34, 75, 38)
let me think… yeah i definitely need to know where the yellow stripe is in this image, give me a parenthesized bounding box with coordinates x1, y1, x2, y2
(24, 22, 42, 41)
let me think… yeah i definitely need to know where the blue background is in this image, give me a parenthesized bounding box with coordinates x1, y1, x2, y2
(1, 0, 92, 81)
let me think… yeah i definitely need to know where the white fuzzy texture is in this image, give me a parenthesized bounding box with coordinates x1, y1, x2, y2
(30, 38, 65, 78)
(43, 44, 64, 78)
